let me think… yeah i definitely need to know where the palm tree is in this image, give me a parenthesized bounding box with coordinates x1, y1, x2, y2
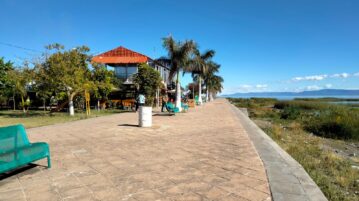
(208, 75, 224, 101)
(186, 48, 215, 105)
(203, 61, 223, 101)
(162, 36, 195, 111)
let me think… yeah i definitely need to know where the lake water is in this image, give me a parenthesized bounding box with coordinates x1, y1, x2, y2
(224, 95, 359, 100)
(331, 101, 359, 105)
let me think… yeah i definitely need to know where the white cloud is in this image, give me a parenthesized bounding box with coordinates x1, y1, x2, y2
(255, 84, 268, 89)
(305, 85, 321, 91)
(293, 88, 302, 92)
(331, 73, 350, 78)
(300, 84, 333, 91)
(221, 85, 252, 94)
(238, 84, 252, 91)
(292, 74, 327, 81)
(291, 72, 356, 82)
(221, 83, 269, 94)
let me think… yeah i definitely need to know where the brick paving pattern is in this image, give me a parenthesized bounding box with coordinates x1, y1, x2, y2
(0, 99, 271, 201)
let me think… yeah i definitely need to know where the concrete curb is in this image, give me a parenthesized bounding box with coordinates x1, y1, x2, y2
(229, 103, 328, 201)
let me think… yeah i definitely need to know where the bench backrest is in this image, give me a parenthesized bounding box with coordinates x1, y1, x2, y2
(166, 102, 175, 109)
(0, 124, 30, 153)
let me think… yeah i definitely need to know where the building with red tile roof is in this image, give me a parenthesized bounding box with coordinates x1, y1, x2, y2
(92, 46, 151, 64)
(92, 46, 171, 85)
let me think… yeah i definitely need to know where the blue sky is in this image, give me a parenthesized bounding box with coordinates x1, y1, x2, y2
(0, 0, 358, 94)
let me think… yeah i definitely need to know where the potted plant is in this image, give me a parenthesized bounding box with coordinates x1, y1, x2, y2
(133, 64, 162, 127)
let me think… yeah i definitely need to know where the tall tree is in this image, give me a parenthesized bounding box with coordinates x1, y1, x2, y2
(42, 44, 92, 116)
(0, 57, 14, 106)
(186, 48, 215, 104)
(133, 63, 162, 106)
(91, 63, 115, 110)
(7, 65, 35, 113)
(162, 36, 195, 110)
(33, 62, 53, 111)
(0, 57, 13, 88)
(203, 62, 223, 101)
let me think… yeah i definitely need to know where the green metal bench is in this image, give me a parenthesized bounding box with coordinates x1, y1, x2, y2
(195, 95, 200, 105)
(166, 102, 180, 113)
(166, 102, 189, 113)
(181, 102, 189, 111)
(0, 124, 51, 174)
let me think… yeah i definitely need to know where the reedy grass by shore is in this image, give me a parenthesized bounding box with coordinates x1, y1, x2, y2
(229, 98, 359, 201)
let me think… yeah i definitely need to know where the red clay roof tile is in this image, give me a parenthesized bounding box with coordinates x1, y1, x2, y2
(92, 46, 151, 64)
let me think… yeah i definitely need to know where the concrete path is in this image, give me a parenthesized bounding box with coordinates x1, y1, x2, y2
(0, 99, 271, 201)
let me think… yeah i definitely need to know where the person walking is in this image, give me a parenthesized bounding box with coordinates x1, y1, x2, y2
(136, 94, 146, 111)
(161, 95, 169, 112)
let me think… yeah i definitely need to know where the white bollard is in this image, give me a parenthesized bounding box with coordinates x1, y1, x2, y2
(139, 106, 152, 127)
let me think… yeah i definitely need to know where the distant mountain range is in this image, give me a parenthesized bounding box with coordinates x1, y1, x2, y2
(222, 89, 359, 98)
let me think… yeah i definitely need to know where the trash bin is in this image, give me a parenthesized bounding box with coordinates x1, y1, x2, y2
(139, 106, 152, 127)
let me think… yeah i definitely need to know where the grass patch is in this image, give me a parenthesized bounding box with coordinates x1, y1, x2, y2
(227, 97, 277, 108)
(0, 109, 126, 128)
(265, 123, 358, 201)
(273, 101, 359, 140)
(229, 98, 359, 201)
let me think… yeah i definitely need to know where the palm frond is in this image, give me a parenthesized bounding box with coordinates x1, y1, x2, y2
(162, 36, 176, 56)
(165, 39, 196, 80)
(201, 50, 215, 61)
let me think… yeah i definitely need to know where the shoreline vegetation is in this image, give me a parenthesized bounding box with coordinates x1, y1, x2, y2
(228, 97, 359, 201)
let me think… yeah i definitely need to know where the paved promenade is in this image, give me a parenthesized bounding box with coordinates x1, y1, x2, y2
(0, 99, 271, 201)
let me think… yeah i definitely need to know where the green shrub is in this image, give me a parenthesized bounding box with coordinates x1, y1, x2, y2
(280, 105, 301, 120)
(228, 98, 277, 109)
(231, 98, 359, 140)
(274, 100, 328, 110)
(232, 98, 359, 200)
(249, 108, 280, 120)
(272, 101, 359, 140)
(303, 107, 359, 140)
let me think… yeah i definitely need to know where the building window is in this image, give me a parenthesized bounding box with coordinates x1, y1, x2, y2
(115, 65, 138, 79)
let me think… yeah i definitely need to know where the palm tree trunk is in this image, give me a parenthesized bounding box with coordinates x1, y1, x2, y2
(198, 76, 203, 105)
(12, 94, 16, 111)
(210, 92, 214, 101)
(21, 96, 25, 113)
(156, 87, 159, 108)
(43, 99, 46, 111)
(26, 100, 29, 113)
(206, 87, 209, 102)
(175, 70, 182, 111)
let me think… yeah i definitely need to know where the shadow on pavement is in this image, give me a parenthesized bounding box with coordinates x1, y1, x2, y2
(118, 124, 139, 127)
(0, 164, 40, 180)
